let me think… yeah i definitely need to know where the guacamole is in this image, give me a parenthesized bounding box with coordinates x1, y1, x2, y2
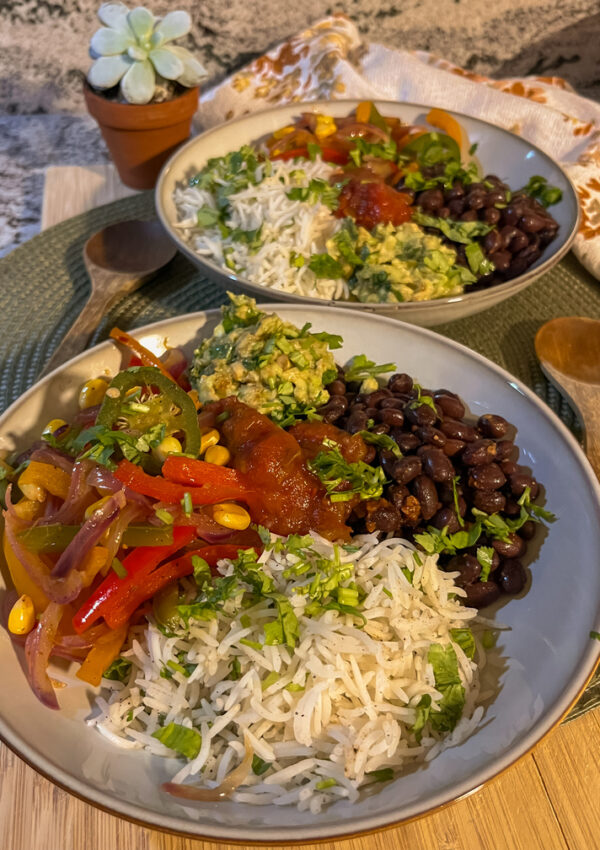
(326, 220, 477, 304)
(189, 294, 340, 426)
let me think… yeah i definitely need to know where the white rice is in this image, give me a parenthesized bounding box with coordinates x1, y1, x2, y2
(91, 532, 487, 811)
(173, 156, 348, 299)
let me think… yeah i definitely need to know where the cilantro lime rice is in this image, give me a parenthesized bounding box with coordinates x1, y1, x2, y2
(172, 148, 476, 304)
(91, 532, 487, 812)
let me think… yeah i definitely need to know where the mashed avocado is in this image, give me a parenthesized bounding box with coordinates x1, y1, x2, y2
(327, 220, 476, 304)
(189, 294, 340, 426)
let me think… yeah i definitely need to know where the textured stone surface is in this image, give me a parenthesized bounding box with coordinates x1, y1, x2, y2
(1, 0, 600, 254)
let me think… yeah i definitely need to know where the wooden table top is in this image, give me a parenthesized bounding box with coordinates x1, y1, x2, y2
(1, 705, 599, 850)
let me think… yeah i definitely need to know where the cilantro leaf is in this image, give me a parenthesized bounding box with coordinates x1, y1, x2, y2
(519, 175, 563, 208)
(308, 253, 344, 279)
(308, 442, 387, 502)
(103, 657, 132, 682)
(358, 429, 402, 459)
(344, 354, 396, 384)
(450, 628, 476, 660)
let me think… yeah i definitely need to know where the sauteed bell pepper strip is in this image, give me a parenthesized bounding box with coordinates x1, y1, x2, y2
(109, 328, 176, 382)
(96, 366, 202, 458)
(18, 461, 71, 502)
(75, 623, 128, 687)
(114, 459, 256, 506)
(72, 525, 197, 634)
(161, 456, 249, 489)
(2, 530, 50, 613)
(102, 543, 251, 630)
(17, 523, 175, 554)
(425, 108, 471, 161)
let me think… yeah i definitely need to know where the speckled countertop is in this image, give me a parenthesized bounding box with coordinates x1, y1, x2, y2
(2, 0, 600, 255)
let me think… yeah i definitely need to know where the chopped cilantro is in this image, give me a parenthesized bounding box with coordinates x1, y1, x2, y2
(103, 657, 132, 682)
(344, 354, 396, 384)
(520, 175, 563, 207)
(308, 442, 387, 502)
(252, 755, 271, 775)
(358, 429, 403, 458)
(308, 253, 344, 279)
(151, 723, 202, 759)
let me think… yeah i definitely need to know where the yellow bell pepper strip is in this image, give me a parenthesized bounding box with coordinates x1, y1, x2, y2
(12, 498, 44, 522)
(109, 328, 176, 382)
(75, 622, 128, 687)
(355, 101, 389, 133)
(3, 530, 50, 613)
(80, 546, 109, 586)
(18, 461, 71, 502)
(95, 366, 202, 458)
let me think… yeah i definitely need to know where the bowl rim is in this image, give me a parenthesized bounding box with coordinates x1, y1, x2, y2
(155, 98, 581, 314)
(1, 305, 599, 842)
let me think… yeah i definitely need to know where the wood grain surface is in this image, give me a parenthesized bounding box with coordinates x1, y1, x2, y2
(1, 708, 599, 850)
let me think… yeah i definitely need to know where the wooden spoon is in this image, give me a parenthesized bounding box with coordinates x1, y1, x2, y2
(535, 316, 600, 477)
(39, 219, 177, 378)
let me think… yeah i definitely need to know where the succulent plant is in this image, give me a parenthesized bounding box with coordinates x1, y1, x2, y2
(87, 3, 207, 105)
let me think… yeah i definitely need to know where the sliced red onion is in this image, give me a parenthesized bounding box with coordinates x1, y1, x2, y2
(25, 601, 64, 710)
(102, 501, 145, 567)
(30, 445, 75, 474)
(4, 491, 83, 604)
(335, 121, 390, 142)
(162, 735, 253, 801)
(161, 347, 188, 380)
(87, 465, 152, 508)
(50, 645, 88, 663)
(74, 404, 101, 428)
(37, 459, 96, 527)
(52, 489, 126, 578)
(54, 624, 107, 650)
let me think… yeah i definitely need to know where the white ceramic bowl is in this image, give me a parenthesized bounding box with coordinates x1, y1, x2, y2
(156, 100, 580, 327)
(1, 307, 599, 842)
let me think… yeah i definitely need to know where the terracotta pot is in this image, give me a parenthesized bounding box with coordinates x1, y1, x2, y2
(83, 82, 200, 190)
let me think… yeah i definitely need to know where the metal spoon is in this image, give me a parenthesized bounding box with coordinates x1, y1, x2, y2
(39, 219, 177, 378)
(535, 316, 600, 477)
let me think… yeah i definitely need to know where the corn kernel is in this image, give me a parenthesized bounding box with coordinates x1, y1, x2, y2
(8, 594, 35, 635)
(314, 114, 337, 140)
(42, 418, 68, 438)
(153, 435, 183, 464)
(272, 125, 295, 140)
(78, 378, 109, 410)
(204, 445, 231, 466)
(84, 494, 112, 520)
(200, 429, 220, 455)
(212, 503, 251, 531)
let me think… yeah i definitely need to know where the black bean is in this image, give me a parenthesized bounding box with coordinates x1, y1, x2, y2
(498, 559, 527, 594)
(433, 390, 465, 419)
(387, 483, 409, 509)
(488, 250, 511, 272)
(448, 199, 465, 217)
(380, 408, 405, 428)
(463, 581, 501, 608)
(394, 432, 421, 453)
(318, 395, 348, 423)
(327, 379, 346, 396)
(460, 209, 478, 222)
(504, 498, 521, 517)
(438, 206, 451, 219)
(412, 474, 440, 520)
(485, 189, 506, 207)
(371, 423, 390, 435)
(447, 554, 481, 586)
(346, 410, 369, 433)
(442, 437, 466, 457)
(467, 191, 486, 210)
(446, 182, 465, 200)
(431, 507, 461, 533)
(419, 446, 455, 482)
(492, 533, 526, 558)
(495, 440, 515, 462)
(502, 205, 521, 227)
(483, 207, 501, 225)
(520, 520, 537, 541)
(509, 472, 539, 498)
(468, 463, 506, 490)
(414, 425, 447, 447)
(388, 373, 413, 394)
(418, 188, 444, 212)
(363, 445, 377, 464)
(473, 490, 507, 513)
(501, 459, 518, 476)
(379, 397, 404, 410)
(365, 389, 392, 407)
(477, 413, 509, 439)
(440, 418, 477, 442)
(519, 213, 546, 233)
(391, 456, 423, 484)
(405, 404, 438, 427)
(462, 439, 498, 466)
(365, 503, 401, 533)
(364, 407, 379, 420)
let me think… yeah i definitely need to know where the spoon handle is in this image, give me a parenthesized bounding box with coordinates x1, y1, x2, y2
(39, 291, 112, 379)
(577, 395, 600, 480)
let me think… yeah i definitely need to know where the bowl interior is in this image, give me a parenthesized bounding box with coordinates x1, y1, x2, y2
(156, 100, 579, 318)
(1, 307, 599, 842)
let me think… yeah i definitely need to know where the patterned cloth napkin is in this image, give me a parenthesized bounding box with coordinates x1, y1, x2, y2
(197, 15, 600, 281)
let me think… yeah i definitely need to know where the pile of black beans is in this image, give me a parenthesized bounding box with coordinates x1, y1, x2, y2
(395, 170, 559, 290)
(318, 372, 543, 608)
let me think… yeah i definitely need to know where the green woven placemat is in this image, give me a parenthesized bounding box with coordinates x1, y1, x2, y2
(0, 191, 599, 720)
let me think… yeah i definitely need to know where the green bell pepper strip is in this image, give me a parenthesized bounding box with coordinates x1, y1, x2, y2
(96, 366, 201, 457)
(17, 523, 175, 553)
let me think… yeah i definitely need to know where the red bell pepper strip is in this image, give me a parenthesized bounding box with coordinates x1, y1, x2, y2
(161, 456, 248, 488)
(270, 147, 349, 166)
(114, 459, 255, 506)
(103, 543, 251, 630)
(72, 526, 196, 634)
(109, 327, 176, 383)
